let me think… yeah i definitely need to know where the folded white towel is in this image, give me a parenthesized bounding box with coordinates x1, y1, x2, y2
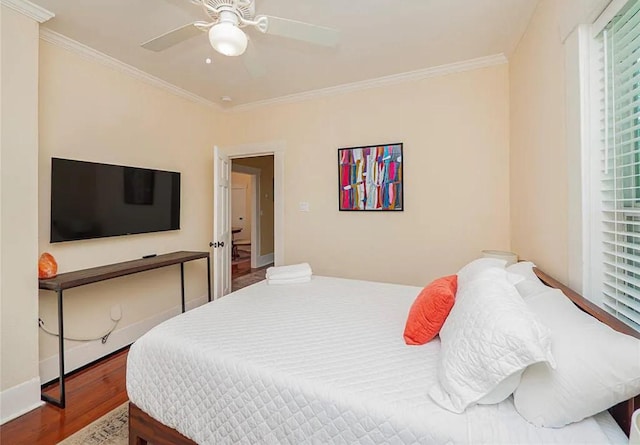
(265, 263, 312, 280)
(267, 276, 312, 285)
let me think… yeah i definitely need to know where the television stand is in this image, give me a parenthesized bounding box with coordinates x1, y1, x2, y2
(38, 251, 211, 408)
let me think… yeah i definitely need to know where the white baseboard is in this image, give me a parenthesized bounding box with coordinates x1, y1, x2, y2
(257, 253, 274, 268)
(1, 377, 43, 425)
(39, 295, 209, 384)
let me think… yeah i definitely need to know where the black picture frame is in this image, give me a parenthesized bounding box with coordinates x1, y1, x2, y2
(338, 143, 403, 211)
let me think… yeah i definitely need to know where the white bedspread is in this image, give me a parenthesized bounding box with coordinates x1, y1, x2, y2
(127, 276, 626, 444)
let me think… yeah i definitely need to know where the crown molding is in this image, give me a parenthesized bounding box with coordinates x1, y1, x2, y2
(39, 28, 220, 110)
(0, 0, 54, 23)
(231, 53, 508, 112)
(35, 28, 507, 114)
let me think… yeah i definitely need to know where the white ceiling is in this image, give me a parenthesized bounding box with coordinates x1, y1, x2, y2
(31, 0, 539, 107)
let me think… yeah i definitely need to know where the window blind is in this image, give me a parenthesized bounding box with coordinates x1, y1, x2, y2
(598, 0, 640, 331)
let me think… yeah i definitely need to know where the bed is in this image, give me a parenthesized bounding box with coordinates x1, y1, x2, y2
(126, 268, 639, 445)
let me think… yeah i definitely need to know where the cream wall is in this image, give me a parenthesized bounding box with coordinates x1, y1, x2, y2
(0, 3, 41, 411)
(37, 41, 221, 378)
(509, 0, 607, 284)
(221, 65, 511, 286)
(509, 0, 568, 282)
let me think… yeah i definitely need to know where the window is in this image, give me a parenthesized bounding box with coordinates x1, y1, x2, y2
(592, 0, 640, 331)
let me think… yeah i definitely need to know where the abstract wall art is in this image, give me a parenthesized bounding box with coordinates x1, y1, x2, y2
(338, 143, 403, 211)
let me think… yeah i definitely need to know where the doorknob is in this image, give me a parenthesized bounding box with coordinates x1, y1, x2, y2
(209, 241, 225, 248)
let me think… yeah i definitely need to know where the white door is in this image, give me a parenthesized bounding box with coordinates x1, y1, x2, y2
(212, 146, 231, 299)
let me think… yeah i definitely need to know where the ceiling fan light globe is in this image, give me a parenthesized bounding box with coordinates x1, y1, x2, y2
(209, 22, 248, 57)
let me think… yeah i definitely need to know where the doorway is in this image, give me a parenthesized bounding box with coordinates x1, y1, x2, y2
(230, 155, 275, 290)
(212, 142, 284, 299)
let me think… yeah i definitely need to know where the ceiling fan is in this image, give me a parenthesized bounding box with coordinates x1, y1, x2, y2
(141, 0, 340, 58)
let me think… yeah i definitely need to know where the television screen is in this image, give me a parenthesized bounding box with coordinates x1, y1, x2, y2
(50, 158, 180, 243)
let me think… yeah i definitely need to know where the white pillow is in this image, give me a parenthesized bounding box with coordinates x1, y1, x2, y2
(514, 289, 640, 427)
(457, 258, 524, 287)
(506, 261, 539, 281)
(477, 371, 523, 404)
(457, 258, 507, 286)
(506, 261, 551, 299)
(515, 280, 552, 299)
(429, 271, 555, 413)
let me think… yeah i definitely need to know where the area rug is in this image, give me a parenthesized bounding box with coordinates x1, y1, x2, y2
(57, 403, 128, 445)
(232, 268, 268, 291)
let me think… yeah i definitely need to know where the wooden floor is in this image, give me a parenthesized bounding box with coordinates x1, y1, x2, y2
(0, 348, 129, 445)
(231, 248, 252, 277)
(231, 247, 272, 281)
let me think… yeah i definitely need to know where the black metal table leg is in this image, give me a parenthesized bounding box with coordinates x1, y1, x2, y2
(180, 263, 185, 313)
(41, 289, 66, 408)
(207, 255, 212, 302)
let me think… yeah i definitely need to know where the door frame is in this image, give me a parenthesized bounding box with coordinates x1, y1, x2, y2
(231, 164, 261, 268)
(223, 140, 284, 267)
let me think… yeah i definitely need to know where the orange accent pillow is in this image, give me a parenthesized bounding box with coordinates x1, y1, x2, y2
(403, 275, 458, 345)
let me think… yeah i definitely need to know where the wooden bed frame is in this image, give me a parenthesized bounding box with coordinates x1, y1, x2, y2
(129, 403, 196, 445)
(128, 268, 640, 444)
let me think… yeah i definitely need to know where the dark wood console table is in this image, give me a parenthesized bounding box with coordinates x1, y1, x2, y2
(38, 251, 211, 408)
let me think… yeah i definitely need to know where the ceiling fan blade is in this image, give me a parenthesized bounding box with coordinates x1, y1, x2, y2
(243, 39, 266, 78)
(141, 23, 202, 51)
(259, 16, 339, 47)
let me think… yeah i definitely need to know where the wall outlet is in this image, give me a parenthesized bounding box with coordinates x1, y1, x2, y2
(299, 202, 310, 212)
(110, 304, 122, 321)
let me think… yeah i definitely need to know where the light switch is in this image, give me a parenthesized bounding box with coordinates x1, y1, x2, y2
(299, 202, 310, 212)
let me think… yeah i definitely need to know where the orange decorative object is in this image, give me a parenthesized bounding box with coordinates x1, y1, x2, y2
(38, 252, 58, 279)
(403, 274, 458, 345)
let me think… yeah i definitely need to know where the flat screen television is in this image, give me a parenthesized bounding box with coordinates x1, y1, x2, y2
(50, 158, 180, 243)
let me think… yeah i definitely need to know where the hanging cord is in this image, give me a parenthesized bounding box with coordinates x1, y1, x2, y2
(38, 310, 120, 344)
